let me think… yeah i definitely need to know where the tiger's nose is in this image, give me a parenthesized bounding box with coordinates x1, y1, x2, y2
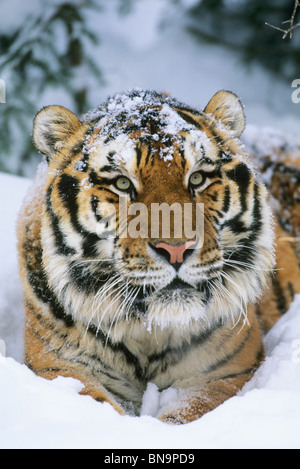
(149, 240, 196, 270)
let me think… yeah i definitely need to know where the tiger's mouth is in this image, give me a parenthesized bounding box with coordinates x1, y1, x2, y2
(130, 276, 212, 315)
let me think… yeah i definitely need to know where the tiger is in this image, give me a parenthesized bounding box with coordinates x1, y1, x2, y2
(17, 89, 300, 424)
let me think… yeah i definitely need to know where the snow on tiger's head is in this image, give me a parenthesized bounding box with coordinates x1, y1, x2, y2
(32, 89, 275, 334)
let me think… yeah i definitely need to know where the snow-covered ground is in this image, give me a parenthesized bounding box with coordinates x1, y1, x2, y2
(1, 0, 300, 450)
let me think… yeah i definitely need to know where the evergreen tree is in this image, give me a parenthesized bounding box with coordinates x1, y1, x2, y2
(0, 0, 102, 176)
(176, 0, 300, 81)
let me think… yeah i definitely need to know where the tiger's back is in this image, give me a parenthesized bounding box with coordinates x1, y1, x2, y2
(243, 126, 300, 331)
(17, 89, 300, 423)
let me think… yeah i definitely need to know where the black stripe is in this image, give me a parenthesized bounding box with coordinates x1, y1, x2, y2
(287, 281, 295, 301)
(88, 324, 144, 380)
(222, 215, 248, 235)
(226, 163, 251, 212)
(216, 368, 255, 381)
(74, 149, 89, 172)
(220, 151, 233, 163)
(57, 173, 101, 257)
(147, 319, 223, 375)
(69, 261, 114, 294)
(222, 185, 231, 213)
(92, 186, 120, 199)
(223, 238, 256, 267)
(175, 109, 203, 131)
(207, 193, 218, 202)
(45, 184, 76, 256)
(89, 170, 115, 188)
(222, 166, 258, 236)
(255, 343, 265, 364)
(223, 183, 263, 269)
(28, 367, 63, 374)
(205, 179, 222, 191)
(24, 235, 74, 327)
(174, 104, 205, 117)
(226, 182, 262, 243)
(271, 275, 287, 315)
(205, 328, 252, 374)
(145, 144, 152, 165)
(178, 143, 186, 169)
(89, 319, 223, 381)
(91, 195, 101, 222)
(70, 139, 85, 158)
(208, 125, 225, 146)
(118, 123, 141, 136)
(136, 145, 142, 167)
(107, 151, 116, 164)
(197, 155, 214, 167)
(249, 182, 263, 236)
(99, 165, 117, 173)
(218, 342, 264, 380)
(57, 173, 81, 226)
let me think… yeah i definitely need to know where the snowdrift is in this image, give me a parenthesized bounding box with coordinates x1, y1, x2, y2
(0, 171, 300, 449)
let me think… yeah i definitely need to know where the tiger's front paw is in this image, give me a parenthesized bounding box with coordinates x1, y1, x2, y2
(156, 389, 204, 424)
(156, 384, 225, 424)
(157, 404, 204, 425)
(158, 412, 190, 425)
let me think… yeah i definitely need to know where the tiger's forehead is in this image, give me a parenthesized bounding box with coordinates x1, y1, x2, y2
(81, 89, 219, 174)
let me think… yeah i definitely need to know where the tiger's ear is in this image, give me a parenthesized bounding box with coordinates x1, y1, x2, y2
(33, 105, 81, 159)
(204, 90, 245, 138)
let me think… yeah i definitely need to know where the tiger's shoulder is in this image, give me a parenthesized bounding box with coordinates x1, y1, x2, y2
(243, 125, 300, 237)
(243, 125, 300, 331)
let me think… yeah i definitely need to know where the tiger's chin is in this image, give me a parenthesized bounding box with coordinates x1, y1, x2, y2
(128, 267, 264, 333)
(145, 295, 206, 332)
(139, 279, 212, 332)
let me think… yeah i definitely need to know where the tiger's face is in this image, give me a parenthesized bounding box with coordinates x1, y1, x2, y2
(33, 90, 275, 336)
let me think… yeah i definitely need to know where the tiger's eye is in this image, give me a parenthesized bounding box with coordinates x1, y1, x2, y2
(189, 172, 204, 186)
(115, 176, 131, 191)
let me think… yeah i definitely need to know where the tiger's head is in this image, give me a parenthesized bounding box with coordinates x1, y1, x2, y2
(33, 89, 275, 337)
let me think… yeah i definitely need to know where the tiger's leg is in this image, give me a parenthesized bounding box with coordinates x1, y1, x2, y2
(24, 303, 124, 414)
(157, 307, 263, 424)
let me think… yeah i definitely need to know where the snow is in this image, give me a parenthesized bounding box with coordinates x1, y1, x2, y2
(83, 89, 213, 164)
(1, 0, 300, 450)
(0, 173, 31, 361)
(243, 124, 300, 163)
